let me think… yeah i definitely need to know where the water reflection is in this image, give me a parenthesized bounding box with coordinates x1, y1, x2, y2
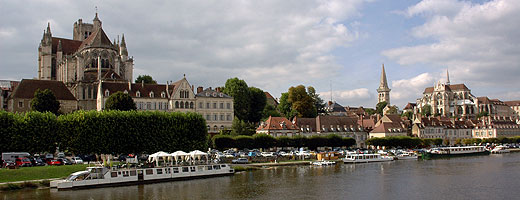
(3, 153, 520, 200)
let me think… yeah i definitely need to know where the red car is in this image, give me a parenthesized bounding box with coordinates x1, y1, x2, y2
(46, 159, 63, 166)
(15, 157, 32, 167)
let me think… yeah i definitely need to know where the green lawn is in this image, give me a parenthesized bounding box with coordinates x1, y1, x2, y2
(0, 164, 89, 183)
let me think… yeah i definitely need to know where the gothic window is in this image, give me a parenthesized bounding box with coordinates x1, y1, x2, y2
(150, 92, 154, 98)
(185, 91, 189, 98)
(185, 102, 189, 108)
(180, 90, 184, 98)
(190, 102, 194, 109)
(136, 91, 141, 97)
(179, 101, 184, 108)
(161, 92, 166, 98)
(104, 90, 110, 97)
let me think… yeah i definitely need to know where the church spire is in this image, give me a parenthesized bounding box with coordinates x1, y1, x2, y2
(46, 22, 51, 35)
(446, 68, 450, 85)
(378, 64, 389, 90)
(377, 64, 391, 104)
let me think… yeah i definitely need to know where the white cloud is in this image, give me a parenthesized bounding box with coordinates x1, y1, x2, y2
(383, 0, 520, 96)
(319, 88, 372, 107)
(390, 73, 438, 108)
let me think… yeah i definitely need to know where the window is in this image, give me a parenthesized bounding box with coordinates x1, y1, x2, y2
(190, 102, 194, 109)
(220, 103, 224, 109)
(150, 92, 154, 98)
(159, 102, 162, 110)
(214, 114, 218, 121)
(156, 169, 163, 174)
(199, 102, 203, 109)
(147, 102, 151, 110)
(18, 101, 23, 108)
(227, 114, 231, 121)
(206, 115, 210, 121)
(180, 101, 184, 108)
(180, 90, 184, 98)
(104, 90, 110, 97)
(182, 167, 189, 172)
(220, 114, 224, 121)
(175, 101, 179, 108)
(185, 102, 189, 108)
(213, 103, 217, 109)
(227, 103, 231, 109)
(161, 92, 166, 98)
(206, 103, 210, 108)
(146, 169, 154, 175)
(136, 91, 141, 97)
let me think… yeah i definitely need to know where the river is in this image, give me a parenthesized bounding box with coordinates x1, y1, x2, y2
(2, 153, 520, 200)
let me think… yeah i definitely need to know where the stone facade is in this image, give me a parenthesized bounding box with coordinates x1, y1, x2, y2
(369, 114, 408, 138)
(38, 13, 134, 110)
(293, 115, 368, 148)
(257, 116, 300, 137)
(473, 117, 520, 139)
(195, 87, 234, 133)
(412, 117, 474, 144)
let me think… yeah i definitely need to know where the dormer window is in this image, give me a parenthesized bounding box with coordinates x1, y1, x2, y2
(136, 91, 141, 97)
(161, 92, 166, 98)
(104, 89, 110, 97)
(150, 92, 154, 98)
(124, 90, 128, 94)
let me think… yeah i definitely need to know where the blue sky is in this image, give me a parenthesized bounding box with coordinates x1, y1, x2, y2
(1, 0, 519, 109)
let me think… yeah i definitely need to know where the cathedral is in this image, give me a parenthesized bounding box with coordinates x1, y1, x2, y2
(38, 13, 134, 110)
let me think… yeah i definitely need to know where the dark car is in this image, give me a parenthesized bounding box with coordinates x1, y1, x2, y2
(59, 158, 73, 165)
(118, 154, 129, 162)
(30, 157, 46, 166)
(15, 157, 33, 167)
(46, 159, 62, 166)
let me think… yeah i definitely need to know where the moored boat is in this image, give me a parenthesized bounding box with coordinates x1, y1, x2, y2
(50, 164, 234, 190)
(312, 160, 336, 166)
(491, 145, 510, 154)
(342, 154, 393, 164)
(395, 152, 418, 160)
(424, 146, 490, 159)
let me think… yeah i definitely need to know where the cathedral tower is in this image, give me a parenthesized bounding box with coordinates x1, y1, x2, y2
(377, 64, 391, 104)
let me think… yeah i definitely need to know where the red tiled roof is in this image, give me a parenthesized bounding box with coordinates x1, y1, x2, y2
(264, 92, 274, 99)
(10, 79, 76, 100)
(370, 122, 405, 134)
(423, 87, 434, 94)
(52, 37, 82, 54)
(504, 100, 520, 106)
(403, 103, 416, 110)
(257, 116, 298, 131)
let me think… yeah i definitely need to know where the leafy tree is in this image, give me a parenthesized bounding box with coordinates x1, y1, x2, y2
(477, 111, 489, 119)
(376, 101, 388, 115)
(326, 134, 343, 148)
(288, 85, 316, 117)
(212, 135, 235, 150)
(276, 136, 293, 148)
(253, 134, 276, 150)
(262, 104, 281, 121)
(402, 111, 413, 120)
(307, 86, 325, 115)
(248, 87, 266, 123)
(278, 92, 296, 119)
(31, 89, 60, 114)
(421, 105, 432, 117)
(105, 91, 137, 111)
(223, 78, 250, 121)
(231, 118, 255, 136)
(386, 106, 398, 114)
(135, 75, 157, 84)
(364, 108, 376, 116)
(234, 135, 254, 150)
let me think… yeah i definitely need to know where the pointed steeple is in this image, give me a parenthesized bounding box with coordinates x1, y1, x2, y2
(93, 11, 102, 30)
(120, 34, 126, 47)
(120, 34, 128, 56)
(46, 22, 51, 35)
(378, 64, 390, 91)
(446, 68, 450, 85)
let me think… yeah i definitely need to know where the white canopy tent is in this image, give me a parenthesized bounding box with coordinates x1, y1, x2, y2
(189, 150, 209, 164)
(171, 151, 189, 163)
(148, 151, 172, 166)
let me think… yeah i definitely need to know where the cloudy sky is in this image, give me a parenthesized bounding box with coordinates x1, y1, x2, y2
(1, 0, 519, 109)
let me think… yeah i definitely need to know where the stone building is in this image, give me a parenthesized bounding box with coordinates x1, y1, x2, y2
(38, 13, 134, 110)
(256, 116, 300, 137)
(416, 70, 478, 118)
(473, 117, 520, 139)
(1, 80, 19, 111)
(377, 64, 391, 104)
(412, 117, 474, 144)
(293, 115, 368, 148)
(369, 115, 408, 138)
(504, 100, 520, 122)
(476, 97, 516, 121)
(8, 79, 77, 113)
(195, 87, 234, 133)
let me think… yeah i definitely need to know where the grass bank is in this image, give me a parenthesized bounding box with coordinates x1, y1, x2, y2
(0, 164, 89, 183)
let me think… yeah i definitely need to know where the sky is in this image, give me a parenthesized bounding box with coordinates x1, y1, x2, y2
(1, 0, 519, 109)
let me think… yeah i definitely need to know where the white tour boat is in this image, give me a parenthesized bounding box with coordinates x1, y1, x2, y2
(342, 154, 393, 164)
(311, 160, 336, 166)
(425, 146, 490, 158)
(491, 145, 510, 154)
(395, 152, 419, 160)
(50, 164, 234, 190)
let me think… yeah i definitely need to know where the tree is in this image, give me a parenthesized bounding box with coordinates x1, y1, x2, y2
(402, 111, 413, 120)
(223, 78, 250, 121)
(135, 75, 157, 84)
(386, 106, 398, 114)
(248, 87, 266, 123)
(421, 105, 432, 117)
(231, 118, 255, 136)
(278, 92, 295, 118)
(307, 86, 325, 115)
(288, 85, 316, 117)
(376, 101, 388, 115)
(364, 108, 376, 116)
(105, 91, 137, 111)
(31, 89, 60, 114)
(262, 104, 281, 121)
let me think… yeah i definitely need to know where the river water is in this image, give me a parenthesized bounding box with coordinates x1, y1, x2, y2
(3, 153, 520, 200)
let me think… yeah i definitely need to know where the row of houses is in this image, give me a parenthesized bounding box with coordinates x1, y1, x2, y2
(3, 77, 234, 134)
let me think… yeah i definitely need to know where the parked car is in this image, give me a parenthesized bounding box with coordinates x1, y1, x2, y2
(15, 157, 33, 167)
(30, 157, 46, 166)
(261, 152, 274, 157)
(232, 158, 249, 164)
(71, 157, 84, 164)
(46, 159, 62, 166)
(59, 158, 72, 165)
(3, 160, 16, 168)
(45, 153, 54, 160)
(57, 152, 65, 158)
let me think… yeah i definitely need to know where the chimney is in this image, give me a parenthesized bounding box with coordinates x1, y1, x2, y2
(192, 85, 194, 92)
(197, 86, 203, 94)
(216, 87, 221, 92)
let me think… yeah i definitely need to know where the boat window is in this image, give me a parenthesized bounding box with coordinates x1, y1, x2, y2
(166, 168, 171, 174)
(146, 169, 154, 175)
(221, 165, 227, 168)
(157, 169, 163, 174)
(214, 165, 221, 170)
(130, 170, 136, 176)
(173, 168, 179, 173)
(118, 171, 122, 175)
(207, 166, 213, 170)
(182, 167, 189, 172)
(123, 171, 129, 177)
(190, 167, 196, 172)
(111, 172, 118, 178)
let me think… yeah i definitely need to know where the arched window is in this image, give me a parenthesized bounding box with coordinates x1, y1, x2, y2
(190, 102, 194, 109)
(161, 92, 166, 98)
(104, 89, 110, 97)
(213, 125, 218, 131)
(149, 92, 154, 98)
(185, 102, 189, 108)
(136, 91, 141, 97)
(220, 125, 224, 130)
(175, 101, 179, 108)
(123, 90, 128, 94)
(185, 91, 189, 98)
(180, 90, 184, 98)
(180, 101, 184, 108)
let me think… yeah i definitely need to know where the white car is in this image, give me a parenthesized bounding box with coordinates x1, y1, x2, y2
(260, 152, 274, 157)
(71, 157, 83, 164)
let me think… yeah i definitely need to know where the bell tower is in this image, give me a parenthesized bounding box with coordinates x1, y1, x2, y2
(377, 64, 391, 104)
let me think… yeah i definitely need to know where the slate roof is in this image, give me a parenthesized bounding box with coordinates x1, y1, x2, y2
(423, 84, 470, 94)
(101, 82, 169, 99)
(78, 28, 114, 50)
(196, 88, 232, 98)
(10, 79, 76, 100)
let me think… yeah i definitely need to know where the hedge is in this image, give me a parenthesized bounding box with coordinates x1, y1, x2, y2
(211, 134, 356, 150)
(0, 110, 208, 155)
